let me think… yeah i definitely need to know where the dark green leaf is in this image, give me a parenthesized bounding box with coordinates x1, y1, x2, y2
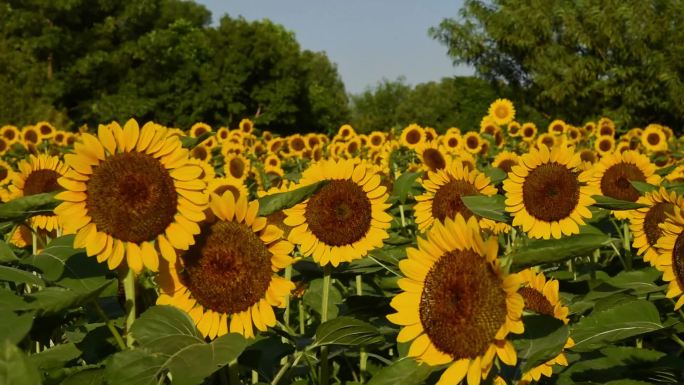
(61, 368, 104, 385)
(0, 340, 41, 385)
(0, 265, 44, 287)
(0, 288, 24, 309)
(557, 347, 668, 385)
(513, 315, 569, 373)
(167, 333, 249, 385)
(656, 163, 678, 176)
(314, 316, 384, 347)
(180, 132, 213, 148)
(22, 235, 81, 281)
(461, 194, 510, 222)
(0, 240, 18, 263)
(29, 342, 82, 371)
(510, 230, 612, 270)
(303, 278, 342, 319)
(630, 181, 658, 194)
(483, 166, 507, 184)
(257, 180, 327, 216)
(571, 300, 663, 352)
(20, 280, 114, 315)
(0, 310, 33, 345)
(392, 172, 422, 203)
(365, 358, 435, 385)
(131, 305, 203, 355)
(105, 349, 164, 385)
(604, 268, 662, 294)
(591, 195, 648, 210)
(0, 192, 59, 222)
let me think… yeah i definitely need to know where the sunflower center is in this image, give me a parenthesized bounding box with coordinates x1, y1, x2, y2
(371, 136, 382, 146)
(304, 180, 372, 246)
(406, 130, 421, 145)
(291, 138, 305, 152)
(447, 138, 459, 148)
(420, 250, 507, 359)
(24, 130, 38, 143)
(191, 146, 208, 160)
(523, 127, 534, 137)
(644, 202, 673, 247)
(228, 158, 246, 179)
(496, 159, 516, 174)
(519, 287, 554, 316)
(423, 149, 446, 171)
(541, 136, 554, 147)
(466, 136, 479, 149)
(39, 125, 52, 135)
(194, 127, 207, 136)
(647, 133, 660, 145)
(180, 221, 271, 314)
(214, 185, 241, 200)
(600, 162, 645, 202)
(86, 152, 177, 243)
(509, 126, 519, 135)
(522, 163, 580, 222)
(599, 139, 612, 152)
(23, 169, 62, 196)
(4, 130, 15, 141)
(347, 141, 359, 154)
(0, 166, 8, 181)
(580, 150, 596, 163)
(432, 180, 478, 222)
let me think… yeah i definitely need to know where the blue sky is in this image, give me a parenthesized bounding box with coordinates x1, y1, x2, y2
(195, 0, 473, 93)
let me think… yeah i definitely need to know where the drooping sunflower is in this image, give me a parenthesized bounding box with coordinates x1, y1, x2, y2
(492, 151, 519, 174)
(504, 145, 596, 239)
(54, 119, 208, 273)
(388, 215, 524, 385)
(590, 150, 660, 220)
(631, 188, 684, 266)
(415, 142, 448, 172)
(10, 154, 69, 231)
(283, 159, 391, 267)
(224, 153, 250, 182)
(414, 160, 496, 232)
(594, 135, 615, 156)
(190, 122, 212, 138)
(463, 132, 483, 154)
(521, 123, 537, 142)
(517, 269, 574, 384)
(641, 124, 668, 153)
(157, 192, 295, 339)
(488, 98, 515, 125)
(654, 206, 684, 310)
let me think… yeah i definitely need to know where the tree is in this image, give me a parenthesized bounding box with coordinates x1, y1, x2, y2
(430, 0, 684, 130)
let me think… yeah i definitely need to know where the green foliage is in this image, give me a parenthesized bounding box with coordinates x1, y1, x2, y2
(431, 0, 684, 129)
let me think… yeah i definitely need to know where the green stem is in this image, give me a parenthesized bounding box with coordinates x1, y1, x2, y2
(672, 334, 684, 349)
(229, 359, 240, 385)
(298, 298, 306, 335)
(398, 205, 407, 228)
(92, 301, 126, 351)
(320, 265, 332, 385)
(355, 275, 367, 382)
(623, 222, 632, 270)
(121, 268, 136, 347)
(271, 352, 304, 385)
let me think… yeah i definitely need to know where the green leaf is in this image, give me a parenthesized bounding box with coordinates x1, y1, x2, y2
(20, 280, 115, 315)
(313, 316, 384, 347)
(392, 171, 422, 203)
(604, 268, 662, 294)
(0, 265, 44, 287)
(461, 194, 510, 222)
(365, 358, 435, 385)
(513, 315, 569, 373)
(180, 132, 213, 148)
(0, 240, 18, 263)
(257, 180, 327, 216)
(0, 340, 42, 385)
(483, 166, 507, 184)
(557, 347, 668, 385)
(61, 368, 104, 385)
(22, 235, 82, 281)
(630, 181, 658, 194)
(29, 342, 82, 371)
(0, 288, 24, 309)
(303, 278, 342, 319)
(105, 349, 164, 385)
(0, 192, 59, 223)
(591, 195, 649, 210)
(655, 163, 678, 176)
(130, 305, 203, 355)
(510, 229, 612, 270)
(0, 310, 33, 345)
(571, 299, 663, 352)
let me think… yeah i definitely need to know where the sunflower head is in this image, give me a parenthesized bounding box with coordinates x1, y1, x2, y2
(507, 121, 521, 137)
(521, 123, 537, 142)
(388, 215, 523, 385)
(442, 132, 463, 153)
(597, 118, 615, 137)
(488, 98, 516, 125)
(22, 126, 40, 145)
(190, 122, 212, 138)
(641, 124, 668, 152)
(224, 153, 250, 181)
(493, 151, 519, 174)
(594, 136, 615, 156)
(654, 206, 684, 310)
(548, 120, 566, 136)
(336, 124, 356, 140)
(0, 125, 19, 144)
(463, 132, 483, 154)
(35, 121, 56, 140)
(400, 124, 425, 149)
(631, 188, 684, 266)
(368, 131, 386, 148)
(239, 118, 254, 134)
(480, 116, 500, 136)
(416, 142, 448, 172)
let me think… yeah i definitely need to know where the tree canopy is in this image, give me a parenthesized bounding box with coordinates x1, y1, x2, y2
(0, 0, 349, 133)
(431, 0, 684, 130)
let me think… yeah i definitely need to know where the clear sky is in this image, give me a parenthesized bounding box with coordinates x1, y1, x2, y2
(195, 0, 473, 94)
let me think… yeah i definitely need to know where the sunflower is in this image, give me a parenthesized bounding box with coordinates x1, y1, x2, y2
(504, 145, 595, 239)
(425, 127, 438, 143)
(442, 132, 463, 153)
(414, 160, 496, 232)
(157, 192, 295, 339)
(415, 142, 448, 172)
(616, 140, 631, 154)
(583, 122, 596, 136)
(548, 120, 566, 136)
(565, 126, 581, 144)
(368, 131, 386, 149)
(287, 134, 307, 156)
(480, 220, 512, 235)
(456, 152, 478, 171)
(206, 177, 249, 201)
(344, 136, 361, 157)
(22, 126, 40, 146)
(488, 98, 515, 125)
(521, 123, 537, 142)
(492, 151, 519, 174)
(54, 119, 208, 273)
(594, 136, 615, 156)
(388, 215, 524, 385)
(224, 153, 250, 182)
(507, 122, 521, 137)
(336, 124, 356, 141)
(463, 132, 483, 154)
(53, 131, 67, 147)
(190, 122, 212, 138)
(0, 160, 15, 186)
(400, 124, 425, 149)
(666, 166, 684, 184)
(267, 138, 284, 154)
(536, 133, 556, 149)
(0, 138, 9, 155)
(216, 127, 230, 142)
(630, 188, 684, 266)
(654, 207, 684, 310)
(190, 144, 212, 162)
(264, 153, 281, 170)
(480, 117, 499, 137)
(1, 125, 20, 144)
(597, 118, 615, 137)
(641, 124, 668, 152)
(517, 269, 574, 384)
(10, 154, 69, 231)
(35, 121, 56, 140)
(187, 158, 216, 182)
(283, 159, 391, 267)
(239, 118, 254, 135)
(590, 150, 660, 220)
(446, 127, 461, 135)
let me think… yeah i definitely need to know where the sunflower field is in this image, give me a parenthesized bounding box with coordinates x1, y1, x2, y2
(1, 99, 684, 385)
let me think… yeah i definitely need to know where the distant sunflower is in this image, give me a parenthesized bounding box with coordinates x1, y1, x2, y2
(536, 133, 556, 149)
(480, 117, 499, 137)
(55, 119, 207, 273)
(388, 215, 524, 385)
(216, 127, 230, 142)
(654, 207, 684, 309)
(306, 133, 321, 150)
(517, 269, 574, 384)
(583, 122, 596, 136)
(548, 120, 566, 136)
(336, 124, 356, 141)
(187, 158, 216, 182)
(0, 160, 14, 186)
(267, 138, 284, 154)
(415, 142, 448, 172)
(463, 132, 483, 154)
(344, 136, 361, 157)
(424, 127, 438, 143)
(504, 145, 595, 239)
(22, 126, 40, 146)
(446, 127, 461, 135)
(35, 121, 56, 140)
(283, 159, 391, 267)
(239, 118, 254, 135)
(457, 152, 477, 171)
(206, 177, 249, 201)
(400, 124, 425, 149)
(414, 160, 496, 232)
(1, 125, 20, 144)
(0, 138, 9, 155)
(590, 151, 660, 220)
(578, 149, 598, 170)
(10, 154, 68, 231)
(53, 131, 67, 147)
(488, 98, 515, 125)
(368, 131, 386, 149)
(442, 132, 463, 153)
(597, 118, 615, 137)
(264, 153, 281, 170)
(521, 123, 537, 142)
(157, 192, 295, 339)
(666, 166, 684, 184)
(190, 122, 212, 138)
(224, 153, 250, 182)
(631, 188, 684, 266)
(190, 144, 212, 162)
(616, 140, 631, 154)
(594, 136, 615, 156)
(565, 126, 581, 143)
(641, 124, 668, 152)
(507, 122, 521, 137)
(492, 151, 519, 174)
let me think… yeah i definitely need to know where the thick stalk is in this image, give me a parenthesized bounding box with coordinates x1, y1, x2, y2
(121, 268, 137, 347)
(320, 265, 332, 385)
